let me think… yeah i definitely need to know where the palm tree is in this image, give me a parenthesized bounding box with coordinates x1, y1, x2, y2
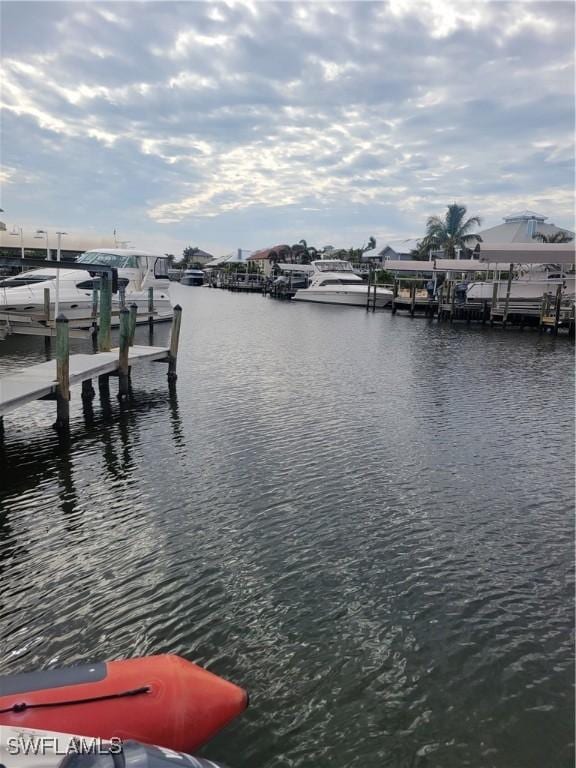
(532, 230, 573, 243)
(424, 204, 482, 258)
(363, 236, 376, 254)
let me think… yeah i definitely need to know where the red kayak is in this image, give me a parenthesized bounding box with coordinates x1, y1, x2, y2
(0, 654, 248, 752)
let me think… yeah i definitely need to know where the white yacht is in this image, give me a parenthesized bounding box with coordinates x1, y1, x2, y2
(292, 260, 393, 307)
(0, 249, 173, 325)
(466, 265, 575, 301)
(180, 268, 205, 286)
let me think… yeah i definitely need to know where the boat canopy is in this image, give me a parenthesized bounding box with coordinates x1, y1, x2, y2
(476, 242, 575, 265)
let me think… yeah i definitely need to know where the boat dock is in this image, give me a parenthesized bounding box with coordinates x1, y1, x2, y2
(0, 305, 182, 433)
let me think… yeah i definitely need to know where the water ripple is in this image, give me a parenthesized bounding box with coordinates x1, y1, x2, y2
(0, 287, 573, 768)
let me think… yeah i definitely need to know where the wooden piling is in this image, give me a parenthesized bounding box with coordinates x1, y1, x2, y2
(167, 304, 182, 382)
(553, 284, 562, 335)
(490, 280, 499, 325)
(98, 272, 112, 352)
(81, 379, 95, 400)
(44, 288, 51, 323)
(55, 314, 70, 429)
(391, 279, 399, 315)
(119, 283, 126, 309)
(410, 282, 417, 317)
(148, 287, 155, 330)
(129, 303, 138, 346)
(91, 286, 99, 337)
(502, 263, 514, 327)
(365, 269, 372, 311)
(118, 307, 130, 400)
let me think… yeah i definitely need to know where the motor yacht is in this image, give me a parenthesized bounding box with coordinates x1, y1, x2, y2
(180, 268, 205, 286)
(0, 249, 173, 325)
(292, 260, 393, 307)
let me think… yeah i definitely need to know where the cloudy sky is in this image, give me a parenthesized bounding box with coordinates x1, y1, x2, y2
(1, 0, 574, 256)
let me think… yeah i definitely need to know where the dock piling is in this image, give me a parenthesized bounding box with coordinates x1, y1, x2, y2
(55, 314, 70, 430)
(98, 273, 112, 352)
(118, 307, 131, 400)
(44, 288, 51, 323)
(502, 263, 514, 328)
(553, 284, 562, 335)
(167, 304, 182, 382)
(129, 303, 138, 346)
(81, 379, 95, 400)
(148, 287, 155, 331)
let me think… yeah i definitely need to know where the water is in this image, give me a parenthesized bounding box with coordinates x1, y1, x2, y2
(0, 286, 573, 768)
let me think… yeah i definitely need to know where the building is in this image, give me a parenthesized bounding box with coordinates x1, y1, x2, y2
(478, 210, 574, 243)
(0, 228, 118, 262)
(248, 244, 292, 276)
(375, 238, 421, 263)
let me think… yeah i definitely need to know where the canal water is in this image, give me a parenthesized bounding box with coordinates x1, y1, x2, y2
(0, 286, 573, 768)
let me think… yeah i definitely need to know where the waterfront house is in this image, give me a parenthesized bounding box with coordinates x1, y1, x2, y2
(248, 245, 292, 276)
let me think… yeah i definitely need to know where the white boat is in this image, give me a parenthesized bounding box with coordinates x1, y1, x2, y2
(180, 268, 205, 286)
(292, 260, 393, 307)
(0, 249, 173, 325)
(466, 265, 575, 301)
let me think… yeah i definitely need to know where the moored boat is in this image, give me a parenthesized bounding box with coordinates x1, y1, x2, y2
(0, 249, 173, 326)
(0, 654, 248, 753)
(180, 269, 205, 286)
(292, 260, 393, 307)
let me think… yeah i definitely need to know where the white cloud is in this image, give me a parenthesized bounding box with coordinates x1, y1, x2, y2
(1, 0, 573, 252)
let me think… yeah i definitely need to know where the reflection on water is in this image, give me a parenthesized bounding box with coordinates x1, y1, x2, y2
(0, 286, 573, 768)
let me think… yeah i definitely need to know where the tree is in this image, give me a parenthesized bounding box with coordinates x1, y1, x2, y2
(182, 246, 201, 267)
(347, 236, 377, 263)
(532, 230, 573, 243)
(293, 239, 319, 264)
(164, 253, 175, 267)
(424, 204, 482, 258)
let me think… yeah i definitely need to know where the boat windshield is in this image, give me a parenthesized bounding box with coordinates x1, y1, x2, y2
(0, 274, 52, 288)
(315, 261, 354, 273)
(77, 252, 140, 269)
(319, 278, 362, 286)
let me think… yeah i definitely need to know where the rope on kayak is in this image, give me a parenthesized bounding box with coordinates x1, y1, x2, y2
(0, 685, 150, 714)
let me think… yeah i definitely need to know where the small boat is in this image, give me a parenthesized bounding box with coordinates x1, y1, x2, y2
(0, 654, 248, 753)
(1, 725, 230, 768)
(293, 260, 393, 307)
(180, 269, 205, 286)
(0, 249, 173, 326)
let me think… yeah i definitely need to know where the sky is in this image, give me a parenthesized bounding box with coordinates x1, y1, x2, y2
(0, 0, 574, 257)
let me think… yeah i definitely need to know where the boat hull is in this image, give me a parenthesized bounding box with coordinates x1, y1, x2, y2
(0, 655, 248, 753)
(0, 298, 173, 326)
(293, 288, 392, 307)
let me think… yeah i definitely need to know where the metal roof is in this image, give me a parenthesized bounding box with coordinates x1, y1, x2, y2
(477, 242, 575, 265)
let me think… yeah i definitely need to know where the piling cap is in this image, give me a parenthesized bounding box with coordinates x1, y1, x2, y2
(120, 306, 130, 314)
(56, 313, 69, 323)
(174, 304, 182, 311)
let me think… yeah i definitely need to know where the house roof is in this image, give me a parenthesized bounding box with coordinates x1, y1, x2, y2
(378, 238, 420, 256)
(248, 244, 292, 261)
(503, 210, 548, 222)
(478, 211, 573, 244)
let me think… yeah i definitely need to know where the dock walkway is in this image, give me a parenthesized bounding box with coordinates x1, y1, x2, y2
(0, 345, 169, 417)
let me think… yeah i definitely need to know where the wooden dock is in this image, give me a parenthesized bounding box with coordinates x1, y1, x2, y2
(0, 304, 182, 432)
(0, 346, 169, 417)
